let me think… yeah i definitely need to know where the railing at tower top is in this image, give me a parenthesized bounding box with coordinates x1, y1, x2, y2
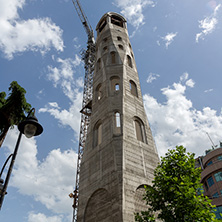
(69, 1, 96, 222)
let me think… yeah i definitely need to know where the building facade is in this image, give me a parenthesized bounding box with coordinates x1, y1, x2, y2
(197, 143, 222, 219)
(77, 12, 159, 221)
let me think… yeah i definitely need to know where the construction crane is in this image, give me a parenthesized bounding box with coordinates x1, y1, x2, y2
(69, 1, 96, 222)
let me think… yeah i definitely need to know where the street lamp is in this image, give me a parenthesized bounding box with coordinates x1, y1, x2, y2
(0, 108, 43, 209)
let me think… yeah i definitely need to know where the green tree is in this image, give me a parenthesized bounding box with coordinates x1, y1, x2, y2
(0, 81, 31, 147)
(135, 145, 217, 222)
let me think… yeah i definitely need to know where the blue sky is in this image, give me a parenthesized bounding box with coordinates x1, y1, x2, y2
(1, 0, 222, 221)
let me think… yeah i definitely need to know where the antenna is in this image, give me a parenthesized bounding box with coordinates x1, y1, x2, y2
(206, 132, 216, 149)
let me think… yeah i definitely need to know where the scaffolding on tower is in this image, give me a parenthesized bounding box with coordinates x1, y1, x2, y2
(69, 1, 96, 222)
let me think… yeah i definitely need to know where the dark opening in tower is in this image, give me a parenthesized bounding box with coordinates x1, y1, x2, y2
(111, 15, 124, 27)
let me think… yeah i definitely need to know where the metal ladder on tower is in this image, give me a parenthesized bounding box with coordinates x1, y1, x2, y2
(69, 1, 95, 222)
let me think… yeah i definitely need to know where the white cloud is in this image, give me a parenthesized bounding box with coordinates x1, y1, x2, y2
(47, 55, 82, 100)
(40, 55, 83, 135)
(180, 72, 189, 82)
(28, 212, 63, 222)
(185, 79, 195, 88)
(114, 0, 155, 29)
(153, 26, 157, 32)
(3, 128, 77, 215)
(156, 40, 160, 46)
(0, 0, 64, 59)
(48, 102, 60, 109)
(144, 76, 222, 157)
(47, 55, 81, 90)
(147, 73, 160, 83)
(204, 89, 213, 93)
(39, 96, 82, 135)
(161, 32, 178, 49)
(179, 72, 195, 88)
(196, 4, 221, 43)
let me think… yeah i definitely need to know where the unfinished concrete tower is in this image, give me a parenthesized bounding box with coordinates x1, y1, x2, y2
(77, 12, 159, 222)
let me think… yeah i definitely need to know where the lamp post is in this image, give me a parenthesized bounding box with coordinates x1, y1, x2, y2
(0, 108, 43, 209)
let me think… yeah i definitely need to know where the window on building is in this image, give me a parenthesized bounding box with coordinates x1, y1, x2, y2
(127, 55, 133, 68)
(115, 112, 121, 128)
(99, 18, 107, 32)
(103, 46, 108, 52)
(94, 121, 102, 147)
(204, 181, 208, 191)
(110, 76, 120, 92)
(135, 120, 143, 142)
(114, 112, 121, 134)
(134, 117, 147, 143)
(117, 36, 122, 41)
(207, 160, 213, 166)
(118, 44, 124, 50)
(97, 124, 102, 145)
(212, 192, 219, 198)
(214, 172, 222, 182)
(115, 84, 119, 91)
(218, 155, 222, 161)
(111, 15, 124, 28)
(129, 80, 138, 97)
(111, 51, 116, 64)
(207, 176, 214, 187)
(96, 84, 102, 101)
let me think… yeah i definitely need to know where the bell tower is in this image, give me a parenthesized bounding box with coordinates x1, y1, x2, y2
(77, 12, 159, 222)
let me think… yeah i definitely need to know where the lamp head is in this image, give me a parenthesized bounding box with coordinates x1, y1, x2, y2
(18, 115, 43, 138)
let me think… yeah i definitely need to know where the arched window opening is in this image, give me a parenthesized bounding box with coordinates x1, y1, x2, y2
(84, 189, 112, 221)
(96, 84, 102, 101)
(114, 112, 121, 134)
(97, 123, 102, 145)
(135, 185, 147, 214)
(111, 76, 120, 92)
(94, 121, 102, 147)
(118, 45, 124, 50)
(117, 36, 122, 41)
(129, 80, 138, 97)
(134, 118, 147, 143)
(127, 55, 133, 68)
(111, 51, 116, 64)
(111, 15, 124, 27)
(115, 84, 120, 91)
(99, 18, 107, 32)
(115, 112, 121, 128)
(103, 46, 108, 52)
(135, 120, 143, 142)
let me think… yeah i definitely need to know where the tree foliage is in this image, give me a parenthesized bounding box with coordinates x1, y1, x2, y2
(0, 81, 31, 147)
(135, 145, 218, 222)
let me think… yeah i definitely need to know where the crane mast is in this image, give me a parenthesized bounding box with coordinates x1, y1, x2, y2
(69, 1, 95, 222)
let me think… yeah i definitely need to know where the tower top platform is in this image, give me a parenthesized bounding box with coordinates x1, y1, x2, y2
(96, 12, 127, 34)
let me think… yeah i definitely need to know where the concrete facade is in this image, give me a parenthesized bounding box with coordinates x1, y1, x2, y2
(77, 12, 159, 222)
